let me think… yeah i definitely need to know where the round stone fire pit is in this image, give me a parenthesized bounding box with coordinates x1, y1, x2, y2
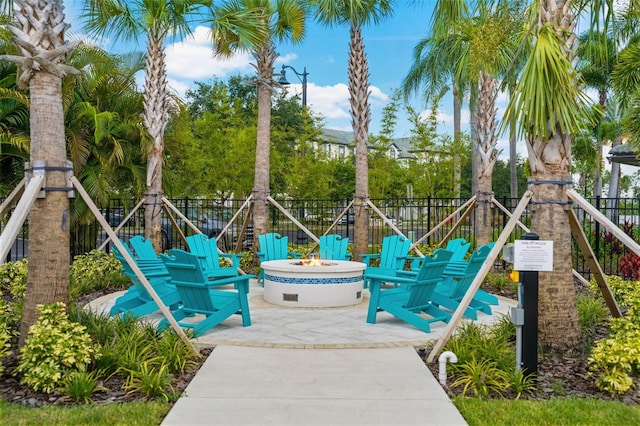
(261, 259, 366, 307)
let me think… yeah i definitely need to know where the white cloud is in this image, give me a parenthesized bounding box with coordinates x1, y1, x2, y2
(289, 83, 390, 122)
(167, 78, 191, 99)
(165, 26, 253, 80)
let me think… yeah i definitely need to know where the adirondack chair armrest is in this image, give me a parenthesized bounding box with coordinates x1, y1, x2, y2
(359, 253, 380, 266)
(220, 253, 242, 269)
(396, 270, 417, 278)
(364, 273, 415, 287)
(205, 274, 256, 292)
(406, 255, 424, 271)
(256, 251, 266, 262)
(287, 252, 302, 259)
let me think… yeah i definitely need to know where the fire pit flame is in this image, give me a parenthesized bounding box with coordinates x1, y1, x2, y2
(292, 257, 336, 267)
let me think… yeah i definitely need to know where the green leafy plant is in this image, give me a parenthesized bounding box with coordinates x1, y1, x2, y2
(69, 250, 129, 300)
(61, 368, 108, 403)
(450, 357, 511, 398)
(505, 368, 536, 399)
(123, 360, 176, 402)
(155, 329, 200, 374)
(15, 302, 100, 393)
(588, 319, 640, 395)
(586, 276, 640, 395)
(0, 259, 27, 326)
(0, 306, 13, 376)
(577, 293, 609, 332)
(483, 272, 515, 292)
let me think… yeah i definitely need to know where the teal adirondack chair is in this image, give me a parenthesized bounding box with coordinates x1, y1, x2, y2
(409, 238, 471, 272)
(429, 243, 495, 320)
(365, 249, 453, 333)
(159, 249, 254, 337)
(110, 242, 181, 317)
(360, 235, 412, 287)
(256, 233, 301, 284)
(318, 234, 351, 260)
(186, 234, 241, 279)
(129, 235, 161, 260)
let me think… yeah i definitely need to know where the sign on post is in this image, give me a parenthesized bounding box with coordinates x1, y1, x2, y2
(513, 240, 554, 271)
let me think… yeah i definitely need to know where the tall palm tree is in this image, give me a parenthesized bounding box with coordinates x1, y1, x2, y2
(576, 30, 617, 197)
(445, 0, 520, 246)
(503, 0, 619, 349)
(82, 0, 210, 252)
(311, 0, 394, 261)
(209, 0, 306, 249)
(402, 34, 467, 199)
(0, 0, 80, 344)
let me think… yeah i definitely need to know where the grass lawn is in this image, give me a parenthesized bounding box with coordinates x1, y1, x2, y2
(0, 400, 169, 426)
(2, 396, 638, 425)
(454, 396, 640, 425)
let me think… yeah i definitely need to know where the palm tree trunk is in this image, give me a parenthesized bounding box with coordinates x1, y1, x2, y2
(349, 25, 370, 261)
(4, 0, 76, 345)
(607, 137, 622, 222)
(508, 83, 518, 198)
(143, 33, 169, 253)
(252, 44, 276, 250)
(527, 0, 581, 350)
(453, 85, 462, 199)
(20, 68, 70, 345)
(475, 72, 498, 246)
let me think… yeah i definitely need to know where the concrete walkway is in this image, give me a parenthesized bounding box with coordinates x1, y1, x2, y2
(90, 280, 516, 425)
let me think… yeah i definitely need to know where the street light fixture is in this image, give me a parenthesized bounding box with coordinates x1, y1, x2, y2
(278, 64, 308, 107)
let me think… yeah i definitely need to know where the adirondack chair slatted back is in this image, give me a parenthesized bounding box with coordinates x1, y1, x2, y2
(258, 233, 290, 261)
(319, 234, 350, 260)
(128, 236, 160, 260)
(448, 242, 494, 299)
(443, 238, 471, 262)
(405, 250, 453, 308)
(186, 234, 219, 270)
(112, 239, 168, 277)
(379, 235, 411, 269)
(161, 250, 217, 313)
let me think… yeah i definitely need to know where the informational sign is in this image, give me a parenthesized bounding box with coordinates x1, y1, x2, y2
(513, 240, 554, 271)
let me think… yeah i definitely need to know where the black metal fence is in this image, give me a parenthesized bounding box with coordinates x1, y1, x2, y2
(3, 195, 639, 278)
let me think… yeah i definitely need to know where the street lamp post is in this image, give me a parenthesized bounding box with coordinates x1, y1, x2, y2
(278, 64, 308, 107)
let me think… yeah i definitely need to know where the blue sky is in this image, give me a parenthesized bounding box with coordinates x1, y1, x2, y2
(61, 0, 632, 175)
(63, 1, 459, 139)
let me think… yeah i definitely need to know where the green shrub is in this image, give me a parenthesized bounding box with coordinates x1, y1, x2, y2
(0, 258, 28, 299)
(587, 276, 640, 395)
(0, 259, 27, 326)
(61, 368, 108, 403)
(0, 305, 13, 376)
(577, 294, 609, 331)
(16, 302, 100, 393)
(483, 272, 516, 293)
(451, 357, 511, 399)
(155, 329, 200, 374)
(69, 250, 128, 300)
(123, 360, 176, 402)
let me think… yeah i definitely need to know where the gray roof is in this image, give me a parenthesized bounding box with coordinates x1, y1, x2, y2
(608, 144, 640, 167)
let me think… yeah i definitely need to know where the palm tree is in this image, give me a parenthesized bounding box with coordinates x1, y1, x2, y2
(503, 0, 620, 349)
(576, 30, 617, 197)
(402, 0, 468, 199)
(445, 0, 520, 246)
(82, 0, 210, 252)
(209, 0, 306, 250)
(402, 34, 467, 199)
(0, 0, 80, 344)
(311, 0, 394, 261)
